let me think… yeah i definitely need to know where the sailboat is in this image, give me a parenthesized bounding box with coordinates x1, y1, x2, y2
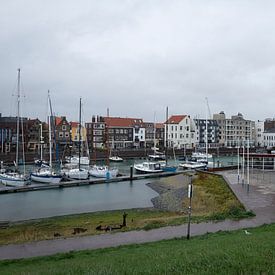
(161, 106, 177, 172)
(63, 98, 89, 180)
(134, 112, 167, 174)
(0, 69, 28, 186)
(89, 109, 119, 178)
(148, 113, 165, 161)
(34, 123, 49, 167)
(109, 139, 123, 162)
(30, 91, 63, 184)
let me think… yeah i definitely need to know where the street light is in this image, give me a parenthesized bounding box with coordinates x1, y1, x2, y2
(187, 174, 193, 240)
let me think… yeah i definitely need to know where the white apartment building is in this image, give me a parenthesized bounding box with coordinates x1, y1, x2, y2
(213, 111, 256, 147)
(263, 129, 275, 148)
(165, 115, 197, 149)
(255, 120, 264, 147)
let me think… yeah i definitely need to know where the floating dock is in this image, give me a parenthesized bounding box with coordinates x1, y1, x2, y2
(0, 171, 183, 194)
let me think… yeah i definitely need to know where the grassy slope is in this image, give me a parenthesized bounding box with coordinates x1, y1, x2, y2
(1, 224, 275, 274)
(0, 173, 253, 245)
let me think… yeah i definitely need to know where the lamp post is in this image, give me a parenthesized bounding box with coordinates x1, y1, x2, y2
(187, 174, 193, 240)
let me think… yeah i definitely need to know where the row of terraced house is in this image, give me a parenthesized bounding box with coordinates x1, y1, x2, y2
(0, 111, 275, 153)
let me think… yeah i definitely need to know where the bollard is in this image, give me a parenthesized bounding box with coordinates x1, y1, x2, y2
(130, 166, 133, 180)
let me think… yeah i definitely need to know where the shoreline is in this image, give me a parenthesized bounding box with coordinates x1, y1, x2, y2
(147, 174, 190, 212)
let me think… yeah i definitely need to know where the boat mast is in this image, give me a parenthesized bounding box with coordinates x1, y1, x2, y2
(48, 91, 52, 169)
(205, 97, 208, 160)
(106, 108, 110, 166)
(78, 97, 82, 170)
(153, 111, 156, 156)
(40, 123, 43, 161)
(165, 106, 168, 166)
(15, 68, 20, 171)
(48, 93, 59, 165)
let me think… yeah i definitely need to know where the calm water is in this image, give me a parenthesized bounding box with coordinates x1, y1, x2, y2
(0, 155, 238, 222)
(0, 179, 158, 221)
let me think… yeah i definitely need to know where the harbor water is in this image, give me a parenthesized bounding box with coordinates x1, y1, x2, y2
(0, 179, 158, 221)
(0, 156, 238, 222)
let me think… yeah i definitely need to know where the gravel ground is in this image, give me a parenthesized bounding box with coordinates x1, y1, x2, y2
(147, 174, 190, 212)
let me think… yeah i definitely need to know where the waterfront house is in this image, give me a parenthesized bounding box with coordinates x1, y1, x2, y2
(104, 117, 145, 149)
(53, 116, 71, 150)
(165, 115, 197, 149)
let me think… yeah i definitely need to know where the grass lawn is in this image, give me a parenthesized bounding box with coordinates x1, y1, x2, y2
(0, 172, 253, 245)
(1, 223, 275, 274)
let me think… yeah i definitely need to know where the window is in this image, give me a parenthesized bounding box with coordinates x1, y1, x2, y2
(180, 126, 183, 131)
(59, 132, 63, 138)
(65, 132, 70, 138)
(62, 125, 67, 131)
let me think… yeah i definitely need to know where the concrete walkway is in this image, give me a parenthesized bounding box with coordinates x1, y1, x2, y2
(1, 170, 275, 260)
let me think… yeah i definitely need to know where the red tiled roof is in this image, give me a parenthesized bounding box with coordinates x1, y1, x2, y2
(104, 117, 144, 127)
(166, 115, 186, 124)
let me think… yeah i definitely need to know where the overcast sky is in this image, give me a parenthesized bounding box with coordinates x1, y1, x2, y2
(1, 0, 275, 123)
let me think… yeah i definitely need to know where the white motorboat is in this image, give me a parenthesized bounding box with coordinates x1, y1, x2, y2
(89, 165, 118, 178)
(191, 152, 213, 164)
(109, 156, 123, 162)
(179, 161, 207, 170)
(148, 153, 166, 161)
(134, 162, 163, 174)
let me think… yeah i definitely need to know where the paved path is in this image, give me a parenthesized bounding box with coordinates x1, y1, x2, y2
(0, 171, 275, 260)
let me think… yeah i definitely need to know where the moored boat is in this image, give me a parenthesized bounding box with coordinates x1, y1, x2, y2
(89, 165, 118, 178)
(179, 161, 207, 170)
(134, 162, 163, 174)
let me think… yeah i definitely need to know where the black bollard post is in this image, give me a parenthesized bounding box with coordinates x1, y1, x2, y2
(123, 212, 128, 227)
(130, 166, 133, 180)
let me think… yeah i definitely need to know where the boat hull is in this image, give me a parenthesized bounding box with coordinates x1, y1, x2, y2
(134, 163, 163, 174)
(0, 173, 27, 187)
(64, 168, 89, 180)
(30, 172, 62, 184)
(89, 166, 118, 178)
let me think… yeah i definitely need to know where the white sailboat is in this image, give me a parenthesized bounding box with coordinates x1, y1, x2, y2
(162, 106, 177, 172)
(63, 98, 89, 180)
(30, 91, 63, 184)
(136, 112, 165, 173)
(89, 109, 119, 178)
(0, 69, 28, 186)
(109, 139, 123, 162)
(148, 113, 166, 161)
(89, 165, 118, 178)
(34, 123, 49, 167)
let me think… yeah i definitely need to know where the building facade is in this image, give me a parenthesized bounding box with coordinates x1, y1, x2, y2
(165, 115, 197, 149)
(213, 112, 256, 147)
(194, 119, 220, 148)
